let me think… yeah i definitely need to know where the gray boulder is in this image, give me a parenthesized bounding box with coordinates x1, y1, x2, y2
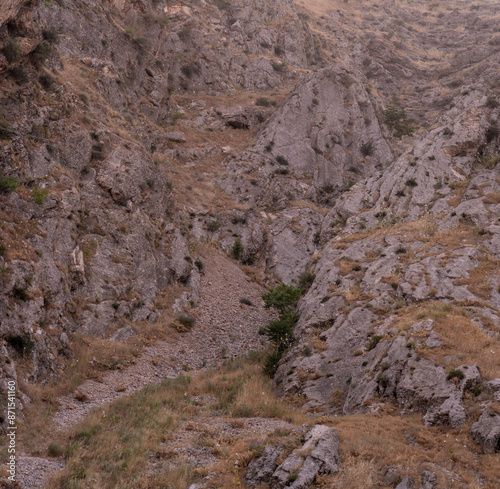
(271, 425, 339, 489)
(245, 446, 283, 488)
(420, 470, 436, 489)
(471, 407, 500, 454)
(396, 476, 414, 489)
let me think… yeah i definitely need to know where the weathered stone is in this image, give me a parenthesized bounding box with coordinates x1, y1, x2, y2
(245, 446, 284, 487)
(164, 131, 187, 143)
(396, 476, 414, 489)
(471, 407, 500, 454)
(271, 425, 339, 489)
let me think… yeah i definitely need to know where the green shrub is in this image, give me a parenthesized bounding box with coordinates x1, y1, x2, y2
(207, 219, 221, 232)
(2, 38, 20, 64)
(48, 442, 64, 457)
(33, 187, 50, 205)
(360, 141, 374, 156)
(274, 45, 284, 56)
(486, 96, 499, 109)
(447, 368, 465, 381)
(366, 334, 383, 351)
(42, 28, 59, 44)
(39, 72, 55, 90)
(214, 0, 231, 10)
(381, 105, 414, 138)
(276, 155, 289, 165)
(177, 315, 195, 329)
(486, 121, 499, 143)
(262, 284, 302, 314)
(32, 40, 53, 68)
(239, 298, 253, 306)
(377, 374, 391, 389)
(0, 114, 15, 140)
(195, 259, 204, 271)
(262, 312, 298, 352)
(297, 271, 315, 291)
(9, 66, 28, 84)
(0, 173, 19, 193)
(405, 178, 418, 187)
(256, 97, 271, 107)
(5, 333, 34, 355)
(232, 238, 244, 259)
(231, 216, 247, 225)
(274, 168, 289, 175)
(181, 63, 201, 78)
(263, 350, 282, 377)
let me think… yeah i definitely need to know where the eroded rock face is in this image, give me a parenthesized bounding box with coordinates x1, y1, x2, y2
(471, 407, 500, 454)
(245, 425, 339, 489)
(0, 0, 28, 28)
(221, 66, 392, 208)
(245, 446, 284, 488)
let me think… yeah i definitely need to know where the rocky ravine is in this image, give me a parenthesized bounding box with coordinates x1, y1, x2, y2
(0, 0, 500, 487)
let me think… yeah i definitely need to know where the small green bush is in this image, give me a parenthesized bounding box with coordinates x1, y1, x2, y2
(405, 178, 418, 187)
(297, 271, 315, 291)
(9, 66, 28, 84)
(263, 350, 282, 377)
(214, 0, 231, 10)
(360, 141, 374, 157)
(39, 72, 55, 90)
(447, 368, 465, 381)
(239, 298, 253, 306)
(274, 45, 284, 56)
(42, 28, 59, 44)
(486, 121, 499, 143)
(232, 238, 244, 259)
(377, 374, 391, 389)
(0, 114, 15, 140)
(486, 96, 499, 109)
(2, 39, 20, 64)
(276, 155, 289, 166)
(48, 442, 64, 457)
(33, 187, 50, 205)
(177, 315, 195, 329)
(366, 334, 383, 351)
(5, 333, 34, 355)
(207, 219, 221, 232)
(0, 173, 19, 193)
(262, 284, 302, 314)
(32, 40, 53, 68)
(256, 97, 271, 107)
(381, 105, 414, 138)
(231, 216, 247, 225)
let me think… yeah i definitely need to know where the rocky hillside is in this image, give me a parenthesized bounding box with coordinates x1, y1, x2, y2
(0, 0, 500, 488)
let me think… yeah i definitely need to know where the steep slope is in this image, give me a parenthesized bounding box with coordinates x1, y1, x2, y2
(0, 0, 500, 488)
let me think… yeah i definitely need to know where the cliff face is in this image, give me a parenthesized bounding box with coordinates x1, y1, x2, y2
(1, 0, 500, 487)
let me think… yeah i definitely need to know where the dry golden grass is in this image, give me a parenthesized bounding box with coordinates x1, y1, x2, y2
(315, 412, 499, 488)
(43, 354, 308, 489)
(12, 281, 186, 457)
(386, 301, 500, 380)
(453, 253, 500, 301)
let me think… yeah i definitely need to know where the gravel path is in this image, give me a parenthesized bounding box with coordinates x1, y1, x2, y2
(17, 251, 275, 488)
(17, 457, 65, 489)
